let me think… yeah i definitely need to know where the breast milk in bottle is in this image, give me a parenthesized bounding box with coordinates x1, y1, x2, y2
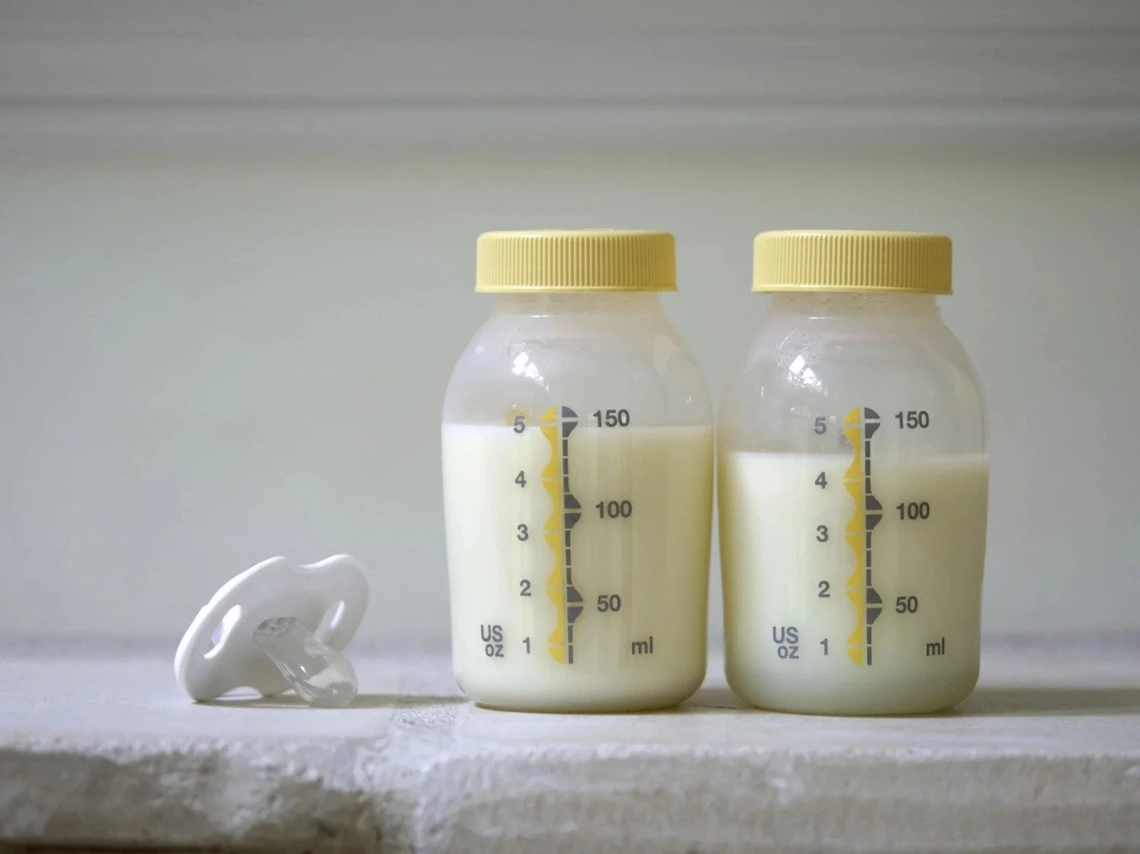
(443, 231, 713, 712)
(719, 231, 988, 715)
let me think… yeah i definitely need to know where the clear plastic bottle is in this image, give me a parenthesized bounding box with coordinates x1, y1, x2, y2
(443, 230, 713, 712)
(719, 231, 988, 715)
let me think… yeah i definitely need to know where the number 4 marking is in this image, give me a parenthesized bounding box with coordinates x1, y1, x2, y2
(815, 472, 827, 489)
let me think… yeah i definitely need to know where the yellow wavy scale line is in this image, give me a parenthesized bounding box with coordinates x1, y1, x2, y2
(843, 407, 868, 666)
(539, 405, 568, 663)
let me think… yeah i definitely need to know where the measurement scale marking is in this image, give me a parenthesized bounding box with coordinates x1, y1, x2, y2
(843, 407, 882, 666)
(541, 406, 581, 664)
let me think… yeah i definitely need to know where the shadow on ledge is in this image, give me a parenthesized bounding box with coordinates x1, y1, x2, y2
(684, 686, 1140, 718)
(961, 686, 1140, 717)
(202, 693, 465, 710)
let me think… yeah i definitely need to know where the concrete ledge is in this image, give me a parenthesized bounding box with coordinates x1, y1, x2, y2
(1, 641, 1139, 852)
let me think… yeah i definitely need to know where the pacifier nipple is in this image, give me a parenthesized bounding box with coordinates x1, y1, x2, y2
(253, 616, 358, 707)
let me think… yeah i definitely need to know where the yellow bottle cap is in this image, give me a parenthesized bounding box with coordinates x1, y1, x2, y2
(753, 230, 952, 295)
(476, 230, 676, 293)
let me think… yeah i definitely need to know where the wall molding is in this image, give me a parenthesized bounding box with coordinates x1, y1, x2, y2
(3, 0, 1139, 152)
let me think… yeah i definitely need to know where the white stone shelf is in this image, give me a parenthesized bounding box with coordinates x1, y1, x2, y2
(1, 639, 1139, 853)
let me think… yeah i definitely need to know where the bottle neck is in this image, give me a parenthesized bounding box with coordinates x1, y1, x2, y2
(492, 291, 664, 316)
(768, 291, 940, 318)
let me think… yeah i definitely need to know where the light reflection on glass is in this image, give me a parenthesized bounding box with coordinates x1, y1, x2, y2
(511, 351, 545, 385)
(788, 354, 821, 389)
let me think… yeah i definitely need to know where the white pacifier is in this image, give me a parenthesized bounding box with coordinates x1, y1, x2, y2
(174, 555, 369, 706)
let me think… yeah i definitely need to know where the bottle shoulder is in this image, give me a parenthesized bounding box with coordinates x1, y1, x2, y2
(445, 310, 711, 427)
(727, 312, 981, 389)
(721, 312, 986, 453)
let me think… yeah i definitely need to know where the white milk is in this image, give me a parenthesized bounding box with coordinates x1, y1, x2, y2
(443, 417, 713, 711)
(720, 451, 989, 714)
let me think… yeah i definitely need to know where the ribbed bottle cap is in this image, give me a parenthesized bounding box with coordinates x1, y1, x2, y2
(753, 230, 952, 294)
(476, 230, 676, 292)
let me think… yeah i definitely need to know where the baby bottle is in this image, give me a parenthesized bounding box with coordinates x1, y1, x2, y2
(442, 230, 714, 712)
(719, 231, 988, 715)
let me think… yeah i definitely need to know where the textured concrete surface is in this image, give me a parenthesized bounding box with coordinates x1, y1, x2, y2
(1, 639, 1139, 853)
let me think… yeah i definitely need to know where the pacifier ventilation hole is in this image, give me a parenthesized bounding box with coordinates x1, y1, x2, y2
(205, 605, 243, 661)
